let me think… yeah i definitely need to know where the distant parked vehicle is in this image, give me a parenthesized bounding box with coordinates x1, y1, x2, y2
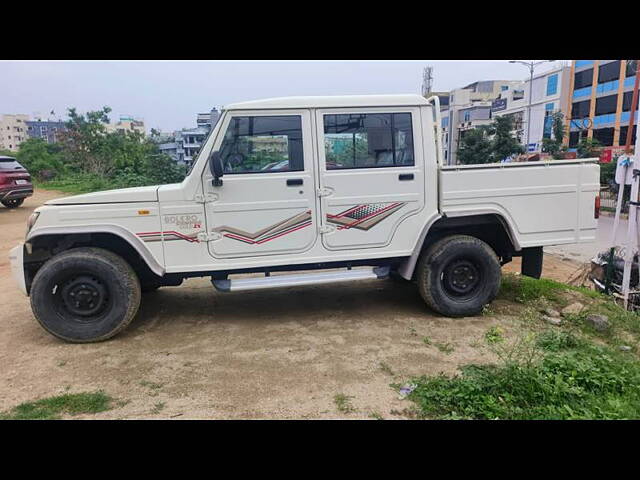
(0, 156, 33, 209)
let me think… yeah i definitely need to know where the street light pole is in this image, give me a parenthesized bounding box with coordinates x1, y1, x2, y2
(509, 60, 555, 151)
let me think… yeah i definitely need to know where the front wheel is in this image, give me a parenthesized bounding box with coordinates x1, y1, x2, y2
(2, 198, 25, 208)
(416, 235, 501, 317)
(30, 247, 141, 343)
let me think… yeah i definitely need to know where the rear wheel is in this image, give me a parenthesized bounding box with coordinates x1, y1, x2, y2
(30, 247, 141, 343)
(2, 198, 25, 208)
(416, 235, 501, 317)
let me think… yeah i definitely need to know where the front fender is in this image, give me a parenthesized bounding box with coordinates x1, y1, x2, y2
(27, 224, 165, 277)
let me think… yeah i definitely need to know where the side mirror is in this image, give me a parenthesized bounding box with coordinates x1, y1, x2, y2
(209, 151, 224, 186)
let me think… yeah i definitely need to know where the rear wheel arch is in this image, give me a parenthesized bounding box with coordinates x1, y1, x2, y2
(399, 213, 519, 281)
(425, 214, 518, 259)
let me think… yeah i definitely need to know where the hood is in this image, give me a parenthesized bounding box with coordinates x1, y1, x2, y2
(46, 185, 160, 205)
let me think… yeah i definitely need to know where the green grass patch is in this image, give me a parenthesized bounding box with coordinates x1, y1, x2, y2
(484, 326, 505, 344)
(0, 391, 112, 420)
(34, 173, 144, 195)
(406, 334, 640, 420)
(498, 274, 568, 305)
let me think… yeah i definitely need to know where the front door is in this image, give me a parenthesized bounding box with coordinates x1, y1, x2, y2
(203, 110, 318, 259)
(315, 108, 425, 250)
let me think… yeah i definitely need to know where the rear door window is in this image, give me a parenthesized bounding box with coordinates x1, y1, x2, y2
(323, 113, 414, 169)
(0, 158, 24, 170)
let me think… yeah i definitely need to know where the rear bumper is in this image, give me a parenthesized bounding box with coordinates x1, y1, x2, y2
(1, 187, 33, 201)
(9, 244, 27, 296)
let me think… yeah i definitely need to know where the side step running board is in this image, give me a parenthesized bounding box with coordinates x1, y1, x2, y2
(212, 266, 390, 292)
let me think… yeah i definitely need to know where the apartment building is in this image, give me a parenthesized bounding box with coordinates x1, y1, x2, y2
(26, 120, 66, 144)
(441, 80, 522, 164)
(566, 60, 638, 150)
(493, 65, 571, 152)
(159, 108, 221, 166)
(106, 116, 146, 136)
(0, 114, 30, 152)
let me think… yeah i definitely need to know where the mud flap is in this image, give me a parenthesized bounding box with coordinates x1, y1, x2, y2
(521, 246, 543, 279)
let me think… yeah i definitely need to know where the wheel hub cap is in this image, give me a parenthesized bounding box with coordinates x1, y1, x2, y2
(443, 260, 480, 296)
(61, 275, 107, 317)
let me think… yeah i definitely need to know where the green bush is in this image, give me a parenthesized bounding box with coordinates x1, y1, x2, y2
(408, 343, 640, 420)
(15, 107, 187, 194)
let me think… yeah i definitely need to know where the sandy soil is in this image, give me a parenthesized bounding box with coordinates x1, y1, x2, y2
(0, 190, 584, 419)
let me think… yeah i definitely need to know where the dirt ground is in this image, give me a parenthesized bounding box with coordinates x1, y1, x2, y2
(0, 190, 584, 419)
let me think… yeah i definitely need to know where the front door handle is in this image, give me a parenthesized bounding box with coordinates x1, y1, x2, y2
(287, 179, 303, 186)
(399, 173, 414, 181)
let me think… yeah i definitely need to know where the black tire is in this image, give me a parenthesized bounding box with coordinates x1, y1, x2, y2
(30, 247, 141, 343)
(416, 235, 501, 317)
(2, 198, 25, 208)
(521, 246, 543, 279)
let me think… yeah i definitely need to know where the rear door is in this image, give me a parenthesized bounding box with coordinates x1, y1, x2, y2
(203, 109, 318, 259)
(315, 107, 425, 250)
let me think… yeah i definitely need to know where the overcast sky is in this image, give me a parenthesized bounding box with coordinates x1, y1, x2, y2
(1, 60, 567, 132)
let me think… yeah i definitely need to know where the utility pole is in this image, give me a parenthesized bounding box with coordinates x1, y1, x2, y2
(509, 60, 555, 151)
(625, 60, 640, 154)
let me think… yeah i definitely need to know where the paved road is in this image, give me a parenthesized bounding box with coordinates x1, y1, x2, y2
(545, 215, 629, 263)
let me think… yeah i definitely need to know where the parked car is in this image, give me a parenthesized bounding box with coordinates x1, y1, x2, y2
(0, 155, 33, 209)
(9, 95, 600, 343)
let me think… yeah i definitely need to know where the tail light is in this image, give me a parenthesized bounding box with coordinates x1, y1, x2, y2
(595, 194, 601, 219)
(0, 175, 7, 185)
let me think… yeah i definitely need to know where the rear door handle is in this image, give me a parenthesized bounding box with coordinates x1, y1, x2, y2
(398, 173, 414, 181)
(287, 179, 303, 186)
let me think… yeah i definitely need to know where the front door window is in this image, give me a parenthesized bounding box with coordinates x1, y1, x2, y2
(219, 115, 304, 173)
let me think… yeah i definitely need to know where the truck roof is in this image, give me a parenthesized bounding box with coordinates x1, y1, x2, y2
(224, 94, 430, 111)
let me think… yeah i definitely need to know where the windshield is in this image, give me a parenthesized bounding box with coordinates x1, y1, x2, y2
(0, 158, 25, 171)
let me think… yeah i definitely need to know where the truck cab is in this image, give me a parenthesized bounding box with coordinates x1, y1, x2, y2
(9, 94, 600, 342)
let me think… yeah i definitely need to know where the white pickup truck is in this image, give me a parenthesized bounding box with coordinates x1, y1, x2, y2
(9, 94, 600, 342)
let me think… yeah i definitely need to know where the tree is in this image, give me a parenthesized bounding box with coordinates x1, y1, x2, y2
(577, 137, 602, 159)
(57, 106, 112, 175)
(458, 116, 524, 165)
(15, 138, 64, 179)
(457, 126, 494, 165)
(491, 115, 525, 162)
(144, 153, 187, 185)
(541, 112, 567, 157)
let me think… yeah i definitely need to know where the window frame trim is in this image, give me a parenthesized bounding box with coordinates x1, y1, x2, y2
(215, 111, 308, 176)
(318, 107, 418, 172)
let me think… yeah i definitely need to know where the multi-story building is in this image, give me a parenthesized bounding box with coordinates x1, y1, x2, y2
(566, 60, 638, 150)
(0, 114, 30, 152)
(106, 116, 146, 136)
(158, 108, 221, 166)
(441, 80, 523, 164)
(26, 120, 67, 144)
(493, 65, 571, 152)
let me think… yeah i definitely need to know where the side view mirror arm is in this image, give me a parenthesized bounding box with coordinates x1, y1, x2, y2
(209, 151, 224, 186)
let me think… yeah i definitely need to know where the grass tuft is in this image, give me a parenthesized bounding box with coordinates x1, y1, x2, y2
(333, 393, 355, 414)
(0, 391, 112, 420)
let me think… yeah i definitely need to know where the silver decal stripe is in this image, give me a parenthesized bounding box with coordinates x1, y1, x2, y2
(327, 202, 406, 230)
(137, 231, 199, 243)
(213, 210, 312, 245)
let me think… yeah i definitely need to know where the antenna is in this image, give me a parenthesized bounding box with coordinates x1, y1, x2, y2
(421, 65, 433, 96)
